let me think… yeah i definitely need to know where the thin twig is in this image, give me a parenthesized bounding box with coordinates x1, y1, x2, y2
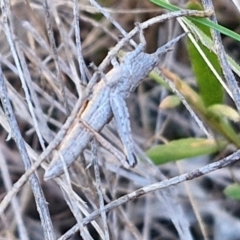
(158, 68, 212, 139)
(0, 96, 83, 214)
(0, 62, 55, 239)
(89, 0, 137, 48)
(60, 149, 240, 239)
(0, 150, 30, 240)
(60, 154, 93, 240)
(42, 0, 70, 113)
(51, 1, 83, 97)
(201, 0, 240, 112)
(73, 0, 90, 85)
(92, 140, 110, 240)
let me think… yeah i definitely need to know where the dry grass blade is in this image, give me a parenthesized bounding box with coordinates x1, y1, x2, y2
(0, 0, 240, 239)
(0, 64, 55, 238)
(0, 150, 29, 240)
(202, 0, 240, 112)
(60, 148, 240, 239)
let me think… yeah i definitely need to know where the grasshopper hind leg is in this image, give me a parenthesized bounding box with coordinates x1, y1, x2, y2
(110, 93, 137, 167)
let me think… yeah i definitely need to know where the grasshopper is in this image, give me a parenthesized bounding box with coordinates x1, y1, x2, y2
(44, 31, 186, 180)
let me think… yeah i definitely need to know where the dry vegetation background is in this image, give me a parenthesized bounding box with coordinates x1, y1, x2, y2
(0, 0, 240, 239)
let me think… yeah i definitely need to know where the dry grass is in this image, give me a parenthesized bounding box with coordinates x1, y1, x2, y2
(0, 0, 240, 239)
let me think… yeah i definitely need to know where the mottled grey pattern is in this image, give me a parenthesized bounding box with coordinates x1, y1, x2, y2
(44, 33, 185, 180)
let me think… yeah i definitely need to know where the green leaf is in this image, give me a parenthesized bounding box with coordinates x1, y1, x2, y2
(186, 2, 224, 106)
(187, 37, 224, 106)
(150, 0, 240, 43)
(208, 104, 240, 122)
(154, 69, 240, 147)
(205, 107, 240, 147)
(147, 138, 227, 165)
(224, 183, 240, 200)
(160, 95, 181, 109)
(149, 70, 169, 89)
